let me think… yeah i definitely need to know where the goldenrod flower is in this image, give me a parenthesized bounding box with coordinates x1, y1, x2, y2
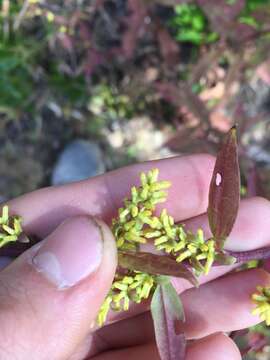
(0, 206, 23, 248)
(98, 169, 217, 326)
(252, 286, 270, 326)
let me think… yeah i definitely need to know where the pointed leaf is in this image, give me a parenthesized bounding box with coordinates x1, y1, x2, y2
(151, 280, 186, 360)
(118, 251, 198, 286)
(18, 232, 30, 244)
(207, 127, 240, 249)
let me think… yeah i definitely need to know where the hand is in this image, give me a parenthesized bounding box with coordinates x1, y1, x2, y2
(0, 154, 269, 360)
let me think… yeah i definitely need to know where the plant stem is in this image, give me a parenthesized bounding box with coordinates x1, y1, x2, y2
(225, 247, 270, 263)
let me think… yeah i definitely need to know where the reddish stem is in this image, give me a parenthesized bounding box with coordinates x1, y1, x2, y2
(225, 247, 270, 263)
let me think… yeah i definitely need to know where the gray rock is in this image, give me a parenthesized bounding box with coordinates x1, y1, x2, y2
(239, 79, 270, 118)
(51, 140, 105, 185)
(243, 120, 270, 168)
(237, 79, 270, 168)
(0, 196, 7, 204)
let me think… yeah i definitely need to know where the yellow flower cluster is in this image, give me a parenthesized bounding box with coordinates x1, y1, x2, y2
(151, 210, 215, 275)
(0, 206, 23, 248)
(112, 169, 171, 251)
(97, 272, 155, 326)
(98, 169, 216, 326)
(252, 286, 270, 326)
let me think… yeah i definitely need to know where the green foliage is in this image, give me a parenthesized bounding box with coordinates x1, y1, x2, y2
(239, 0, 270, 29)
(0, 42, 34, 113)
(169, 0, 270, 46)
(0, 1, 88, 118)
(48, 70, 88, 106)
(0, 3, 44, 116)
(89, 85, 135, 120)
(86, 84, 136, 132)
(169, 4, 219, 45)
(246, 0, 270, 12)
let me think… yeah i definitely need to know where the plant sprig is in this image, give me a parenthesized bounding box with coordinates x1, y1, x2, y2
(2, 127, 270, 360)
(98, 165, 222, 328)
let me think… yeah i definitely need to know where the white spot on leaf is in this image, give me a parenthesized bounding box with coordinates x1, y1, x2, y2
(216, 172, 222, 186)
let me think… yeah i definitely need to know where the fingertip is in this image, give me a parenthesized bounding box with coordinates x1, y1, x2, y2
(162, 154, 215, 219)
(226, 196, 270, 251)
(250, 196, 270, 208)
(93, 217, 118, 281)
(189, 153, 216, 169)
(0, 216, 117, 359)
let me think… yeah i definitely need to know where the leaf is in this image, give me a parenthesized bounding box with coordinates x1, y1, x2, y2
(18, 232, 30, 244)
(207, 126, 240, 249)
(151, 280, 186, 360)
(118, 251, 198, 286)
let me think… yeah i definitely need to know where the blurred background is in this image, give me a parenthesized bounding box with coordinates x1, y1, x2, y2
(0, 0, 270, 357)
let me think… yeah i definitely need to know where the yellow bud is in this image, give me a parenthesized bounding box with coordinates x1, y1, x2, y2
(140, 172, 147, 186)
(177, 250, 191, 262)
(14, 218, 22, 234)
(174, 241, 186, 252)
(2, 224, 15, 235)
(131, 186, 138, 201)
(59, 25, 67, 33)
(123, 296, 129, 311)
(140, 186, 149, 200)
(1, 205, 9, 224)
(197, 229, 204, 241)
(46, 11, 55, 22)
(131, 205, 138, 217)
(149, 168, 159, 183)
(116, 236, 125, 248)
(154, 235, 168, 245)
(113, 282, 128, 291)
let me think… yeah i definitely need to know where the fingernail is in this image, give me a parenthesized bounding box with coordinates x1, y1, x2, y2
(32, 216, 103, 289)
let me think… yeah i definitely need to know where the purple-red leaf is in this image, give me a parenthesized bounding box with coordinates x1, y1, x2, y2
(207, 126, 240, 249)
(118, 251, 198, 286)
(151, 280, 186, 360)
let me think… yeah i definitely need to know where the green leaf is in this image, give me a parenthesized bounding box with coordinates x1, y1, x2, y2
(176, 30, 203, 45)
(207, 127, 240, 250)
(118, 251, 198, 286)
(151, 280, 186, 360)
(192, 16, 205, 31)
(238, 15, 259, 28)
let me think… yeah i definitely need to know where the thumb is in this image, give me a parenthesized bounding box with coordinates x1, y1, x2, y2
(0, 216, 117, 360)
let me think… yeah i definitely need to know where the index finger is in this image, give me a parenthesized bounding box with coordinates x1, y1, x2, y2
(7, 154, 215, 237)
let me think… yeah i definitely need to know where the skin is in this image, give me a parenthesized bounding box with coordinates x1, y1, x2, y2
(0, 154, 270, 359)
